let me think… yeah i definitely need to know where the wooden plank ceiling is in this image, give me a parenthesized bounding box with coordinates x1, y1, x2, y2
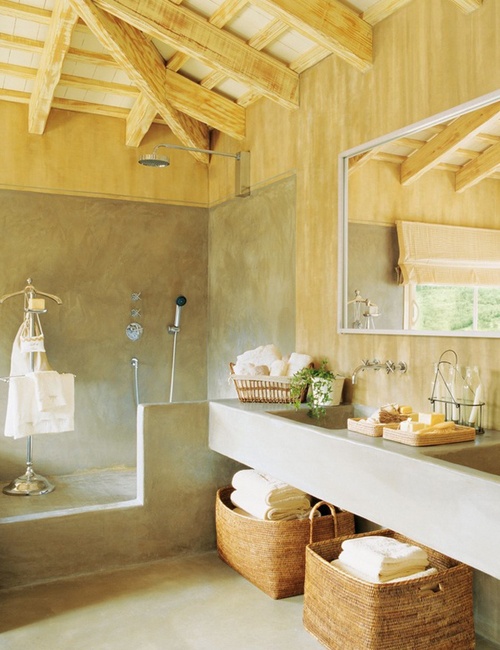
(1, 0, 491, 180)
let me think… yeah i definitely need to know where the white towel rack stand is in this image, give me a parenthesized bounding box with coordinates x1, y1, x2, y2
(0, 278, 62, 496)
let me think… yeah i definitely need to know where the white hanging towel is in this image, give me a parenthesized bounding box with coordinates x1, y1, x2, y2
(4, 321, 74, 439)
(31, 370, 67, 411)
(4, 373, 74, 439)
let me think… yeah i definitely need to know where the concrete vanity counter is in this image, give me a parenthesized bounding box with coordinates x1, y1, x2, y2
(209, 399, 500, 580)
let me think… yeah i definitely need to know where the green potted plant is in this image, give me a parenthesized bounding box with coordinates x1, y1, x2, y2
(290, 359, 344, 419)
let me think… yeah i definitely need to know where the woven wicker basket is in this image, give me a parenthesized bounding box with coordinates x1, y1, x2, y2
(303, 529, 475, 650)
(229, 363, 310, 403)
(216, 487, 355, 599)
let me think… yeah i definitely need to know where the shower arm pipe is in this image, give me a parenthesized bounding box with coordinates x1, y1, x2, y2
(150, 143, 242, 160)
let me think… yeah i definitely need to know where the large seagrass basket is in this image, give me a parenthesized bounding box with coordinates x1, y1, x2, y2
(216, 487, 355, 599)
(303, 528, 475, 649)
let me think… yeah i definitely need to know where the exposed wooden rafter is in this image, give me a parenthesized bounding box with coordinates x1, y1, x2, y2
(252, 0, 372, 71)
(400, 102, 500, 185)
(69, 0, 210, 162)
(456, 141, 500, 192)
(28, 0, 79, 135)
(93, 0, 300, 110)
(0, 0, 490, 170)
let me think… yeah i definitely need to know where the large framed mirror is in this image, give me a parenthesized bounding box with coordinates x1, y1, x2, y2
(338, 89, 500, 337)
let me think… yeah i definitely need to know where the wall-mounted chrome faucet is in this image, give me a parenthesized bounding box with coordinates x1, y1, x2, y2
(352, 359, 407, 384)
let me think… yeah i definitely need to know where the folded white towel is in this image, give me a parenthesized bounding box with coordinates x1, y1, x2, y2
(331, 559, 437, 584)
(232, 470, 307, 505)
(235, 345, 281, 372)
(30, 370, 67, 411)
(230, 489, 311, 521)
(286, 352, 313, 376)
(33, 373, 75, 435)
(341, 536, 428, 564)
(338, 536, 428, 581)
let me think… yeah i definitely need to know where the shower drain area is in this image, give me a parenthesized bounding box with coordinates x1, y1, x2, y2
(0, 467, 139, 523)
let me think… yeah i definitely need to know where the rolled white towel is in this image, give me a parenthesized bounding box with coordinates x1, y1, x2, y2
(270, 359, 288, 376)
(232, 470, 307, 505)
(287, 352, 313, 376)
(331, 559, 437, 584)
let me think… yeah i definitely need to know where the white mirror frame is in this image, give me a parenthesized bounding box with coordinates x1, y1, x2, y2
(338, 89, 500, 338)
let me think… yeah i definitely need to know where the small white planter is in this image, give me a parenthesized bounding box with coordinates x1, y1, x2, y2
(311, 376, 345, 407)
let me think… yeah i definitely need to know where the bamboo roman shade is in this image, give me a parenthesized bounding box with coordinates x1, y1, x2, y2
(396, 220, 500, 286)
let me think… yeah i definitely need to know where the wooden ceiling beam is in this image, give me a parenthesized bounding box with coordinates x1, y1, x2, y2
(0, 31, 119, 67)
(251, 0, 372, 72)
(456, 141, 500, 192)
(0, 0, 52, 24)
(126, 92, 158, 147)
(208, 0, 248, 28)
(93, 0, 299, 109)
(0, 61, 135, 95)
(448, 0, 482, 14)
(69, 0, 210, 162)
(28, 0, 79, 135)
(400, 102, 500, 185)
(165, 69, 245, 140)
(361, 0, 413, 26)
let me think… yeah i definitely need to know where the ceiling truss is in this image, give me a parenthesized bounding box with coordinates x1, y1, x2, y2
(0, 0, 485, 162)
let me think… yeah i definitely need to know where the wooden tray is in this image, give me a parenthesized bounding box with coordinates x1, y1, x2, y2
(383, 425, 476, 446)
(347, 418, 402, 437)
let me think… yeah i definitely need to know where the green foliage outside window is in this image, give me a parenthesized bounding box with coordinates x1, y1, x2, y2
(414, 286, 500, 332)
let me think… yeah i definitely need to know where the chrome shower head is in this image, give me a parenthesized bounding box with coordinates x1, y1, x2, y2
(138, 153, 170, 168)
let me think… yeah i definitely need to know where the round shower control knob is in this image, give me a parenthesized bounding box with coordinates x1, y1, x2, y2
(126, 322, 143, 341)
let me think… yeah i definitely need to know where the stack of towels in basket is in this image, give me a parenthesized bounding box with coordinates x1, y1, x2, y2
(332, 535, 437, 583)
(233, 344, 312, 377)
(230, 469, 312, 521)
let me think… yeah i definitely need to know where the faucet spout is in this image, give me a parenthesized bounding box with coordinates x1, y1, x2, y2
(352, 360, 369, 385)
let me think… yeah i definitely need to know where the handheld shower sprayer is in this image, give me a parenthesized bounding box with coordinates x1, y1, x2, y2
(168, 295, 187, 403)
(173, 295, 187, 329)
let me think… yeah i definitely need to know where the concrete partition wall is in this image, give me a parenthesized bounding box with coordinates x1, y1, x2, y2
(0, 402, 239, 588)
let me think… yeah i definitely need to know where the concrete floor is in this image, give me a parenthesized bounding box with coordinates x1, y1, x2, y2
(0, 552, 498, 650)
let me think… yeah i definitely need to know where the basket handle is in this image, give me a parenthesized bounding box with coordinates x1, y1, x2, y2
(308, 501, 339, 543)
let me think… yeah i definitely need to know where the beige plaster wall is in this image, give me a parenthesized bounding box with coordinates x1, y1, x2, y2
(0, 190, 208, 478)
(0, 103, 208, 207)
(210, 0, 500, 430)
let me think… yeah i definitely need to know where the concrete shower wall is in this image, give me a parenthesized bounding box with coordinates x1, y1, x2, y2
(0, 402, 239, 588)
(0, 190, 208, 479)
(208, 175, 296, 399)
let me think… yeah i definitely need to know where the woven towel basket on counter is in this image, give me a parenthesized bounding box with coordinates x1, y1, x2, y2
(216, 488, 355, 599)
(229, 362, 310, 403)
(303, 528, 475, 650)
